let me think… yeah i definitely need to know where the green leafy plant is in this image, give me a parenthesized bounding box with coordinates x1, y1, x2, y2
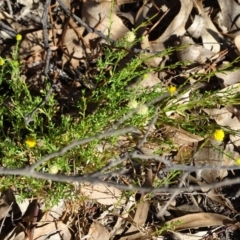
(0, 29, 239, 208)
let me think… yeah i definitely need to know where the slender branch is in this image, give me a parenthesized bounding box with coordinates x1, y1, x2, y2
(31, 126, 138, 170)
(0, 167, 240, 194)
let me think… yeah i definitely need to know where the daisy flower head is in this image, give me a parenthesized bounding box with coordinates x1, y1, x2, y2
(25, 136, 37, 148)
(16, 34, 22, 41)
(0, 58, 5, 66)
(168, 85, 177, 95)
(124, 31, 136, 43)
(213, 129, 225, 141)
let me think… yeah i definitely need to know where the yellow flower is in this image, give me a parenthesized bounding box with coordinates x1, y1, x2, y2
(235, 158, 240, 165)
(124, 31, 136, 43)
(168, 85, 177, 95)
(16, 34, 22, 41)
(213, 129, 225, 141)
(25, 137, 36, 148)
(0, 58, 5, 66)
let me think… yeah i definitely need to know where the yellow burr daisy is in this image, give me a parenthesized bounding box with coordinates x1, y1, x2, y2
(213, 129, 225, 141)
(25, 137, 37, 148)
(168, 85, 177, 95)
(16, 34, 22, 41)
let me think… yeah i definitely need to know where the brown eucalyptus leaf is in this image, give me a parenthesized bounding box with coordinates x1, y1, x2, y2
(163, 125, 204, 146)
(3, 225, 26, 240)
(234, 35, 240, 55)
(33, 222, 71, 240)
(193, 0, 220, 53)
(19, 29, 55, 60)
(177, 36, 215, 63)
(154, 0, 193, 43)
(0, 189, 21, 222)
(204, 107, 240, 129)
(166, 212, 234, 231)
(168, 231, 206, 240)
(0, 11, 37, 37)
(216, 68, 240, 87)
(110, 196, 136, 237)
(128, 72, 161, 90)
(81, 2, 129, 40)
(189, 175, 236, 212)
(187, 14, 204, 39)
(217, 0, 240, 36)
(42, 199, 65, 222)
(140, 34, 165, 67)
(120, 168, 152, 240)
(80, 183, 125, 205)
(87, 221, 110, 240)
(135, 1, 153, 37)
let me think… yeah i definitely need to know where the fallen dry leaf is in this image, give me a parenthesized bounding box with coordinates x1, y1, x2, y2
(155, 0, 193, 43)
(166, 212, 234, 231)
(81, 2, 129, 40)
(193, 0, 220, 53)
(80, 183, 125, 205)
(217, 0, 240, 36)
(87, 221, 110, 240)
(187, 14, 204, 39)
(163, 125, 204, 146)
(110, 196, 136, 237)
(177, 36, 215, 63)
(216, 68, 240, 87)
(3, 225, 26, 240)
(234, 35, 240, 55)
(120, 168, 152, 240)
(168, 230, 210, 240)
(32, 221, 71, 240)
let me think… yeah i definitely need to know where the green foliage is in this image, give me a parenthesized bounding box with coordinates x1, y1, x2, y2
(0, 31, 239, 208)
(156, 220, 183, 235)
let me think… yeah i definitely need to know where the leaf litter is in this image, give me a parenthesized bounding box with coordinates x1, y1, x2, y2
(1, 0, 240, 239)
